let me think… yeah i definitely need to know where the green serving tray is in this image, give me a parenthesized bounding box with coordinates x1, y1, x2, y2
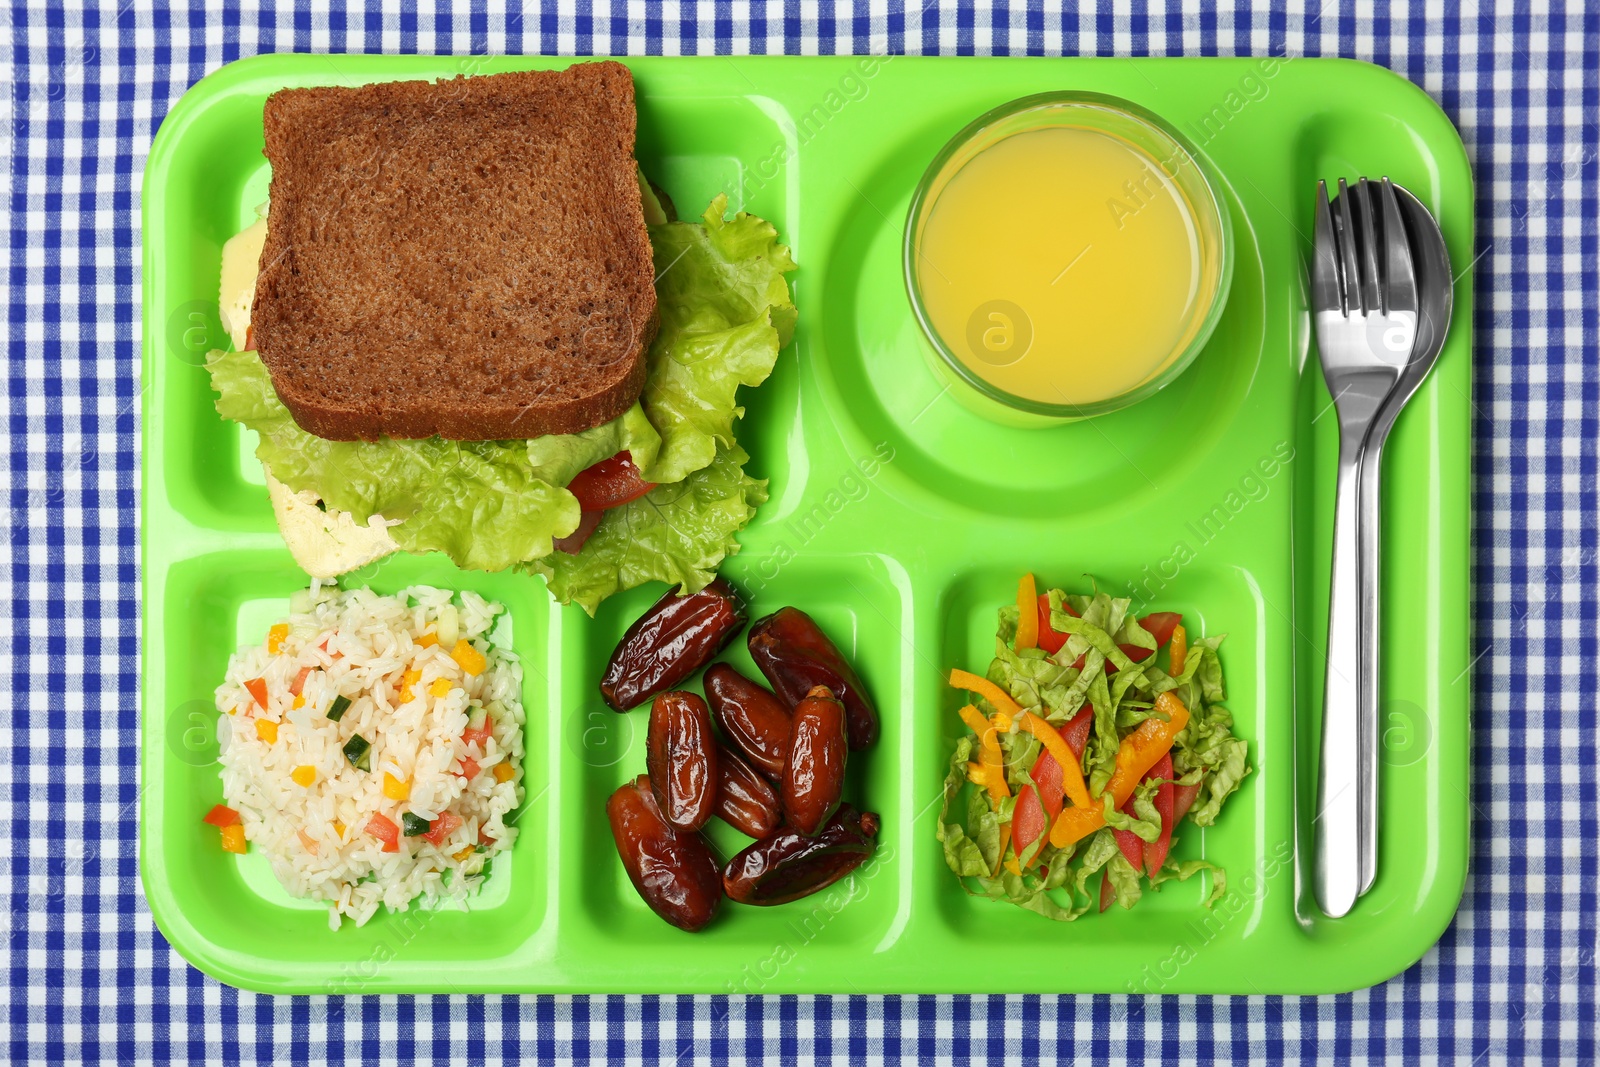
(141, 53, 1473, 995)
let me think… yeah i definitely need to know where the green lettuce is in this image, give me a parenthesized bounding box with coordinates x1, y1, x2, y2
(938, 585, 1252, 921)
(206, 196, 795, 603)
(522, 443, 767, 614)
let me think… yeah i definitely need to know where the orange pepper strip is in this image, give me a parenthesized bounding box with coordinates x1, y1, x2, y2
(957, 704, 1009, 802)
(950, 668, 1024, 719)
(1048, 691, 1192, 849)
(1170, 624, 1188, 676)
(1015, 574, 1039, 651)
(1018, 711, 1093, 810)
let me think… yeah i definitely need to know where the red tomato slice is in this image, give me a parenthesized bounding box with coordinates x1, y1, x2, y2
(1139, 612, 1183, 648)
(289, 667, 313, 697)
(455, 756, 481, 781)
(1012, 784, 1048, 862)
(565, 452, 655, 512)
(202, 804, 240, 828)
(553, 509, 605, 556)
(421, 811, 464, 847)
(365, 813, 401, 853)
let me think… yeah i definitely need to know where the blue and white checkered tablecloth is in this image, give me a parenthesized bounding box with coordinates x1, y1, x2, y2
(4, 1, 1594, 1062)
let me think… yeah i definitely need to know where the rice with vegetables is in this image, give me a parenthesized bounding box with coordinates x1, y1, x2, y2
(212, 585, 524, 929)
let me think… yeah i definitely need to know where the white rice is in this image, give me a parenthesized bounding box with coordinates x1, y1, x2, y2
(214, 584, 525, 929)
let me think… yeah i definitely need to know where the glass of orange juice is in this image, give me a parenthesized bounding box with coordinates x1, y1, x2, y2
(904, 92, 1233, 425)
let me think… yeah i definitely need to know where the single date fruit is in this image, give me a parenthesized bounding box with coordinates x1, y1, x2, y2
(606, 775, 723, 932)
(713, 744, 781, 839)
(646, 691, 720, 832)
(600, 578, 746, 711)
(781, 686, 848, 835)
(748, 607, 879, 748)
(722, 806, 880, 906)
(704, 663, 792, 780)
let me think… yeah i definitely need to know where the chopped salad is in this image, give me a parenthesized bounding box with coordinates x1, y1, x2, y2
(938, 575, 1251, 920)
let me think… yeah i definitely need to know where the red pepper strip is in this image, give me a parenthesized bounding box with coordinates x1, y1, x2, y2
(1027, 707, 1092, 826)
(1111, 798, 1145, 875)
(1173, 781, 1203, 827)
(1143, 754, 1176, 874)
(1139, 612, 1183, 647)
(1049, 692, 1191, 850)
(1035, 594, 1075, 655)
(202, 804, 241, 828)
(1062, 706, 1094, 759)
(1012, 783, 1048, 862)
(244, 677, 269, 710)
(1071, 642, 1155, 675)
(1029, 747, 1065, 824)
(289, 666, 312, 697)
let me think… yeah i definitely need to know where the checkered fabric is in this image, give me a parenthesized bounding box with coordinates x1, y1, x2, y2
(3, 1, 1594, 1063)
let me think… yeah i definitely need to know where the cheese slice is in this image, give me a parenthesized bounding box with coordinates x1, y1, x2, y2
(219, 213, 268, 351)
(266, 471, 399, 578)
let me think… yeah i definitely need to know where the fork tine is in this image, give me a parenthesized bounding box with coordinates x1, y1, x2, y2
(1335, 179, 1364, 315)
(1355, 179, 1383, 314)
(1379, 177, 1418, 321)
(1313, 180, 1345, 315)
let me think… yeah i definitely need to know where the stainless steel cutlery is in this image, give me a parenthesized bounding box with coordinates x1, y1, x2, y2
(1310, 177, 1450, 918)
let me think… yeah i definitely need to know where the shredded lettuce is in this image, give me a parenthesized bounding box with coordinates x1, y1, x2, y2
(938, 585, 1251, 921)
(206, 195, 794, 605)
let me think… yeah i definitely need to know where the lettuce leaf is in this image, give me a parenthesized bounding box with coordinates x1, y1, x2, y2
(205, 196, 795, 600)
(522, 443, 767, 614)
(208, 346, 586, 571)
(640, 196, 796, 484)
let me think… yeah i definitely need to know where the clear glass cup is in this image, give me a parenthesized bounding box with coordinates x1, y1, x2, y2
(904, 91, 1235, 426)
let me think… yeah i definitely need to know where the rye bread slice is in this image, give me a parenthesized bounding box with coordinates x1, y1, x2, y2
(253, 62, 657, 441)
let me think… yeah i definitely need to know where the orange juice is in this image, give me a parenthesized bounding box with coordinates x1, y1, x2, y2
(915, 125, 1213, 407)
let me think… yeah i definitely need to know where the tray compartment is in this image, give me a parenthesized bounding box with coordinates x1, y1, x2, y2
(150, 549, 554, 983)
(921, 562, 1281, 947)
(557, 554, 910, 956)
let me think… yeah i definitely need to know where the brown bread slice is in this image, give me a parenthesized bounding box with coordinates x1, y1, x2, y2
(252, 62, 657, 441)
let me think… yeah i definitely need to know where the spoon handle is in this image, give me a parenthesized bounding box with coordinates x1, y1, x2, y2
(1316, 435, 1366, 919)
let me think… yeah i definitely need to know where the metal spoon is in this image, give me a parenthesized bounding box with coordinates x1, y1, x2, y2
(1354, 184, 1454, 896)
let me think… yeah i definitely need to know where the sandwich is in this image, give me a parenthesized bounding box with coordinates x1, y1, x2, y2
(206, 62, 795, 611)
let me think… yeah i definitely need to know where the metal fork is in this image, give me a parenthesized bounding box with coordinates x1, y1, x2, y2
(1310, 177, 1418, 919)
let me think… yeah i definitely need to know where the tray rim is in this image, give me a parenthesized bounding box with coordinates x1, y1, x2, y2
(140, 50, 1474, 996)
